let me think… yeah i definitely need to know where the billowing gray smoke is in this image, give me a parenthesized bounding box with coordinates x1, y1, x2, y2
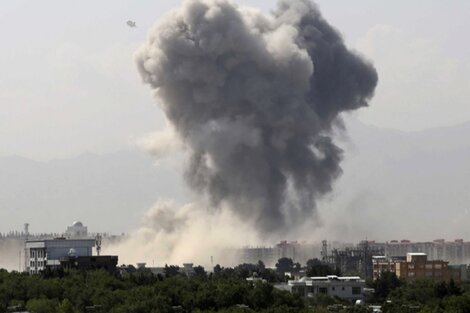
(136, 0, 378, 234)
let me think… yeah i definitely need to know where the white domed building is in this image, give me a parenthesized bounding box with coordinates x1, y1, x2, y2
(65, 221, 88, 238)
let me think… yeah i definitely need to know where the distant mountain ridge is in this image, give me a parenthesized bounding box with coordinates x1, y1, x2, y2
(319, 118, 470, 242)
(0, 150, 188, 234)
(0, 119, 469, 241)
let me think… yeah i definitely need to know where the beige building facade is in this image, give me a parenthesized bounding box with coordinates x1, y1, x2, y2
(373, 253, 460, 283)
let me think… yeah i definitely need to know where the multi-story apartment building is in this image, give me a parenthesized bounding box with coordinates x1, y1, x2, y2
(373, 252, 460, 283)
(238, 241, 322, 267)
(373, 239, 470, 264)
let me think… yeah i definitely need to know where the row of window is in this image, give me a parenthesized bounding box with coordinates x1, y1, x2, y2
(408, 271, 442, 277)
(294, 285, 363, 296)
(408, 264, 443, 269)
(30, 261, 45, 268)
(317, 286, 362, 294)
(30, 249, 46, 259)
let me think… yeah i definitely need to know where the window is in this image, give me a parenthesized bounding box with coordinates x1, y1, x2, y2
(425, 264, 433, 269)
(409, 271, 415, 276)
(319, 287, 328, 294)
(435, 264, 442, 269)
(342, 287, 345, 291)
(332, 287, 335, 291)
(352, 287, 361, 295)
(426, 272, 433, 277)
(408, 264, 414, 269)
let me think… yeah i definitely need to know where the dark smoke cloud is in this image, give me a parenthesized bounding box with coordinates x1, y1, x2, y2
(136, 0, 377, 234)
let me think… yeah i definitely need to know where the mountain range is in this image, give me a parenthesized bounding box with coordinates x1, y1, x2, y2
(0, 118, 469, 241)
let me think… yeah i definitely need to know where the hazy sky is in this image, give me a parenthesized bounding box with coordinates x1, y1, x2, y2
(1, 0, 470, 161)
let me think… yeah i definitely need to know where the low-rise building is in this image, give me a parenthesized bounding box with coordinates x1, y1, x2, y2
(277, 275, 365, 301)
(59, 255, 118, 273)
(25, 238, 95, 274)
(373, 253, 461, 283)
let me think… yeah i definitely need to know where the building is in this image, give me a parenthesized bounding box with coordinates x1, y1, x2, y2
(26, 238, 95, 274)
(371, 239, 470, 265)
(59, 255, 118, 272)
(182, 263, 195, 276)
(238, 241, 322, 267)
(275, 241, 321, 266)
(326, 241, 384, 279)
(119, 263, 197, 277)
(239, 246, 276, 266)
(65, 221, 88, 238)
(373, 252, 461, 283)
(278, 275, 365, 301)
(449, 264, 468, 282)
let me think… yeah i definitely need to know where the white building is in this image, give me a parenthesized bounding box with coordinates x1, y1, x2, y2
(26, 238, 95, 274)
(182, 263, 195, 276)
(282, 275, 365, 301)
(65, 221, 88, 238)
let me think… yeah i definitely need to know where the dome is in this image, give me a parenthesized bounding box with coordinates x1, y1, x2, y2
(72, 221, 83, 227)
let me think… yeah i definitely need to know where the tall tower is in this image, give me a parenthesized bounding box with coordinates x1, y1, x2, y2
(24, 223, 29, 239)
(95, 234, 102, 256)
(23, 223, 30, 273)
(321, 240, 328, 262)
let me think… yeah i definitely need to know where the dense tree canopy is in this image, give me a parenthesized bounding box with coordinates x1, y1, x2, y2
(2, 265, 470, 313)
(0, 267, 305, 313)
(305, 259, 341, 277)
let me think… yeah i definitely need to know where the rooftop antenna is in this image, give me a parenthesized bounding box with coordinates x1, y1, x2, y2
(23, 223, 29, 273)
(211, 255, 213, 266)
(95, 234, 102, 256)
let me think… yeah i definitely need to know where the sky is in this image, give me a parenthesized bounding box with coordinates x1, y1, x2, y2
(0, 1, 470, 273)
(1, 0, 470, 161)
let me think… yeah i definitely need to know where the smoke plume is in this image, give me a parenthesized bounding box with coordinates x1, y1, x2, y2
(136, 0, 377, 235)
(0, 239, 23, 271)
(105, 200, 258, 266)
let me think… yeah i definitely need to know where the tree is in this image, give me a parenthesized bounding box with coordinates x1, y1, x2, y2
(371, 271, 402, 302)
(448, 279, 463, 297)
(194, 265, 207, 277)
(275, 258, 294, 274)
(234, 263, 258, 278)
(214, 264, 222, 275)
(306, 259, 339, 277)
(164, 265, 180, 277)
(58, 299, 76, 313)
(26, 298, 58, 313)
(444, 294, 470, 313)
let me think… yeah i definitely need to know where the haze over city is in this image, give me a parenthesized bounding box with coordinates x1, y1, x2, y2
(1, 0, 470, 268)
